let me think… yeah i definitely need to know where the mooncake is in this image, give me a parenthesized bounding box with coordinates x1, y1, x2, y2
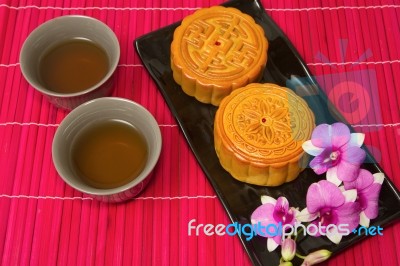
(171, 6, 268, 106)
(214, 83, 315, 186)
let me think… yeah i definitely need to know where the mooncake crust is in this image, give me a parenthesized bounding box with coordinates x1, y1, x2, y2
(171, 6, 268, 106)
(214, 83, 315, 186)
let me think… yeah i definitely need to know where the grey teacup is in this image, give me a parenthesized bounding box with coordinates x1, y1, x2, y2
(20, 15, 120, 110)
(52, 97, 162, 202)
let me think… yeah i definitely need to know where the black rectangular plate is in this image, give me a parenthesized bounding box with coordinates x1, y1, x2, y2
(134, 0, 400, 265)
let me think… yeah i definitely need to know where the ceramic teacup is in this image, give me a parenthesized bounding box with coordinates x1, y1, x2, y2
(52, 97, 162, 202)
(20, 15, 120, 110)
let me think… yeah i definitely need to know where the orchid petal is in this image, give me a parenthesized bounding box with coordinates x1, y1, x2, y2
(311, 123, 350, 148)
(336, 160, 361, 182)
(326, 226, 343, 244)
(306, 181, 345, 213)
(342, 189, 357, 202)
(261, 195, 276, 205)
(343, 169, 374, 190)
(309, 220, 323, 236)
(275, 197, 290, 213)
(310, 124, 332, 148)
(272, 235, 283, 247)
(330, 122, 352, 149)
(349, 133, 365, 147)
(364, 200, 379, 219)
(341, 146, 366, 164)
(362, 183, 382, 219)
(267, 237, 279, 252)
(309, 155, 330, 175)
(251, 204, 275, 227)
(344, 169, 382, 220)
(272, 197, 296, 225)
(336, 202, 361, 233)
(327, 167, 342, 186)
(291, 207, 300, 219)
(360, 211, 370, 227)
(302, 140, 324, 156)
(373, 173, 385, 185)
(297, 208, 318, 222)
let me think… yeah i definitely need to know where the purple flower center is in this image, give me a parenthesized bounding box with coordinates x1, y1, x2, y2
(273, 205, 294, 224)
(319, 207, 338, 226)
(321, 149, 341, 167)
(329, 151, 340, 160)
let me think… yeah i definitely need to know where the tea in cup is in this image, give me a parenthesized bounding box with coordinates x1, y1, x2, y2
(20, 15, 120, 110)
(52, 97, 162, 202)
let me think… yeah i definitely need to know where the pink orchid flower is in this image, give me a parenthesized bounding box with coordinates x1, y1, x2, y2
(343, 169, 384, 227)
(297, 180, 361, 244)
(302, 122, 366, 186)
(251, 196, 297, 251)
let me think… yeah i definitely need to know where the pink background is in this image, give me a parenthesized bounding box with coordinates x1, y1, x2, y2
(0, 0, 399, 265)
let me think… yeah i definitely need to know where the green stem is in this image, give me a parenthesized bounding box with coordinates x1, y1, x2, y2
(294, 227, 304, 241)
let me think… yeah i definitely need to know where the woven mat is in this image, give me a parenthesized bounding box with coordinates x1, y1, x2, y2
(0, 0, 399, 265)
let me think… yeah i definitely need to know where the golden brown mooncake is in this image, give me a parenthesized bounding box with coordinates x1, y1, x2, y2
(171, 6, 268, 106)
(214, 83, 315, 186)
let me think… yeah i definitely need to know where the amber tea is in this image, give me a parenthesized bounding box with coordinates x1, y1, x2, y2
(72, 119, 148, 189)
(39, 38, 108, 93)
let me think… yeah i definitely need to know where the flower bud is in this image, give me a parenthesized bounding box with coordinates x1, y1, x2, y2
(301, 249, 332, 266)
(279, 262, 293, 266)
(281, 238, 296, 261)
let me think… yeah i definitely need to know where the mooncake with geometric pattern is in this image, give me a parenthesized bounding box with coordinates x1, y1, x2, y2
(171, 6, 268, 106)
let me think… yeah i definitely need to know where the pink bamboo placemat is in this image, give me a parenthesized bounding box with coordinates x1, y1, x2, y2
(0, 0, 399, 265)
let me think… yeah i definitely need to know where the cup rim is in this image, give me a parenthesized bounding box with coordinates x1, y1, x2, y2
(20, 15, 120, 98)
(52, 97, 162, 196)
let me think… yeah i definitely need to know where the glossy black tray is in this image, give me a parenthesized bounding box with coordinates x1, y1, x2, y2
(134, 0, 400, 265)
